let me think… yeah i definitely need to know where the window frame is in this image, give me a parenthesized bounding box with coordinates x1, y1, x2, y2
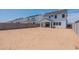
(53, 22, 55, 25)
(56, 22, 58, 25)
(49, 16, 51, 18)
(54, 15, 57, 19)
(59, 22, 61, 26)
(62, 14, 65, 18)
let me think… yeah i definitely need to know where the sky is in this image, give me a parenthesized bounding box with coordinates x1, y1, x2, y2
(0, 9, 79, 23)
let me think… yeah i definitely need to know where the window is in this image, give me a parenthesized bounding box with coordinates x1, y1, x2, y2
(56, 22, 58, 25)
(33, 22, 35, 24)
(53, 22, 61, 26)
(49, 16, 51, 18)
(53, 22, 55, 25)
(55, 15, 57, 19)
(62, 14, 65, 18)
(59, 22, 61, 26)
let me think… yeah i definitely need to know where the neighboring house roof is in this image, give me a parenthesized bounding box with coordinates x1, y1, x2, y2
(28, 14, 41, 17)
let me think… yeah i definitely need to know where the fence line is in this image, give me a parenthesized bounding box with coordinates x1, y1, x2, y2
(72, 23, 79, 35)
(0, 23, 40, 30)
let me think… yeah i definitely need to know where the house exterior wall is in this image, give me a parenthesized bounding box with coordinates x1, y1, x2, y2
(52, 13, 67, 28)
(52, 20, 66, 28)
(42, 10, 67, 28)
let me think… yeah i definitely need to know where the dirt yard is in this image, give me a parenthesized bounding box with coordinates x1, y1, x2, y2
(0, 27, 78, 50)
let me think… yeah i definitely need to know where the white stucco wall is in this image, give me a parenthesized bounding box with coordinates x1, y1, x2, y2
(50, 13, 67, 28)
(53, 20, 66, 28)
(50, 12, 67, 20)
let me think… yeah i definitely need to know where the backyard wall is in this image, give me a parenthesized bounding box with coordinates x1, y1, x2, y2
(0, 23, 40, 30)
(72, 23, 79, 35)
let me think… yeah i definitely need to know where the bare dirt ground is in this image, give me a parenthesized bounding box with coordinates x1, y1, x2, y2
(0, 27, 78, 50)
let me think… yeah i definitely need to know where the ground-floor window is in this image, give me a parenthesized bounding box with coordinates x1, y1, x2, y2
(53, 22, 55, 25)
(59, 22, 61, 25)
(56, 22, 58, 25)
(53, 22, 61, 26)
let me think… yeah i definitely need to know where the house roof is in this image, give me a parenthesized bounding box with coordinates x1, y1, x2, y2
(28, 14, 41, 18)
(75, 20, 79, 23)
(44, 9, 67, 16)
(39, 18, 51, 22)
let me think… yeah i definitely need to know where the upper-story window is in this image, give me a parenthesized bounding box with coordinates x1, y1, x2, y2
(49, 16, 51, 18)
(62, 14, 65, 18)
(55, 15, 57, 19)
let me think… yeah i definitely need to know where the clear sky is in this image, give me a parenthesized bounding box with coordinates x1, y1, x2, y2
(0, 9, 79, 23)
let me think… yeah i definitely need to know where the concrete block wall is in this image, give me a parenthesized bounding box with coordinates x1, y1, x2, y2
(0, 23, 40, 30)
(72, 23, 79, 35)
